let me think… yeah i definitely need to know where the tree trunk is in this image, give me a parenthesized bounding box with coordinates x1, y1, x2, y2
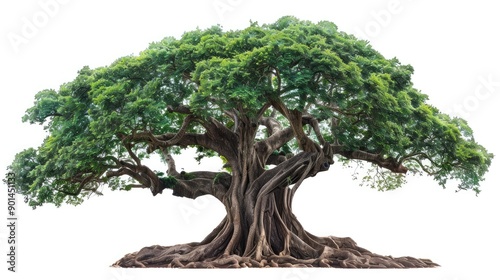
(112, 144, 438, 268)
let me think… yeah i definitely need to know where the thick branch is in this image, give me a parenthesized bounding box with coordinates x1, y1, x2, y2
(141, 115, 196, 153)
(255, 114, 326, 167)
(124, 141, 142, 166)
(132, 104, 239, 164)
(170, 171, 231, 202)
(106, 152, 232, 201)
(106, 159, 164, 195)
(265, 153, 289, 166)
(266, 127, 294, 152)
(269, 99, 320, 153)
(106, 167, 151, 187)
(129, 129, 237, 165)
(332, 146, 408, 174)
(253, 125, 294, 170)
(167, 105, 192, 114)
(259, 117, 282, 137)
(159, 132, 237, 162)
(250, 152, 320, 198)
(164, 115, 196, 146)
(302, 114, 326, 146)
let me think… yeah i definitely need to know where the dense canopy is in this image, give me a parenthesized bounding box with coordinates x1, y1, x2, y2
(9, 16, 492, 268)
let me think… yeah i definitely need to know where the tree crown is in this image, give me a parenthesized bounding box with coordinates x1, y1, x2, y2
(10, 16, 493, 207)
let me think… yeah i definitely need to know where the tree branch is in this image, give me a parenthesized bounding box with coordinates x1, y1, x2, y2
(57, 167, 109, 196)
(224, 109, 239, 132)
(106, 167, 150, 186)
(302, 114, 326, 146)
(269, 99, 320, 153)
(259, 116, 283, 137)
(263, 127, 294, 152)
(169, 171, 231, 202)
(405, 158, 438, 175)
(332, 145, 408, 174)
(401, 151, 439, 167)
(124, 141, 142, 166)
(161, 132, 237, 161)
(265, 153, 289, 166)
(139, 115, 197, 153)
(105, 151, 232, 201)
(164, 115, 196, 146)
(256, 102, 272, 120)
(106, 158, 164, 195)
(167, 104, 192, 114)
(127, 184, 149, 189)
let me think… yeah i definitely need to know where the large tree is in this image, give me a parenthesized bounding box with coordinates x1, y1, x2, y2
(10, 17, 492, 268)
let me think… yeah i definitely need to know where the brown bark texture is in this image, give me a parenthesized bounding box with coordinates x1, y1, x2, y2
(111, 109, 438, 269)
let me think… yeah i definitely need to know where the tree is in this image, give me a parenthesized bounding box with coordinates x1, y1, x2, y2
(9, 17, 493, 268)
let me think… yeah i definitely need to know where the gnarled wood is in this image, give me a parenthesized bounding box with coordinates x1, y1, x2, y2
(112, 149, 437, 269)
(111, 104, 436, 269)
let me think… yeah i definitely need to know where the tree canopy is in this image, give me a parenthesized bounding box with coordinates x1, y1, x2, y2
(9, 16, 494, 268)
(11, 16, 492, 209)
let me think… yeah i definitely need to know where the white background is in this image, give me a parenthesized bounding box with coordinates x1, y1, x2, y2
(1, 1, 499, 279)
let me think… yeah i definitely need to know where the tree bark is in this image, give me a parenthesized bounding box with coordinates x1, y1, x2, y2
(111, 109, 437, 269)
(112, 147, 437, 268)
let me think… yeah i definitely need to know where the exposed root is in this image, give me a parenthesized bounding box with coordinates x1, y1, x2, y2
(112, 237, 439, 268)
(111, 152, 439, 269)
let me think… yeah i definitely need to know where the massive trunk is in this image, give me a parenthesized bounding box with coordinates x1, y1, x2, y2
(112, 120, 438, 268)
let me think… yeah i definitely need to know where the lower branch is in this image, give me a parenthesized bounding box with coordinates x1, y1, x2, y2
(169, 172, 231, 202)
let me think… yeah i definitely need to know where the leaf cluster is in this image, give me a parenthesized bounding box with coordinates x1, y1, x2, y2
(9, 16, 493, 207)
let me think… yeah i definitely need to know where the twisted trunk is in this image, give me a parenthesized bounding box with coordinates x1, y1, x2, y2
(112, 115, 437, 268)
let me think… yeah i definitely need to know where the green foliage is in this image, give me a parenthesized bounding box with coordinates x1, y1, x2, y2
(9, 16, 493, 207)
(158, 175, 178, 190)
